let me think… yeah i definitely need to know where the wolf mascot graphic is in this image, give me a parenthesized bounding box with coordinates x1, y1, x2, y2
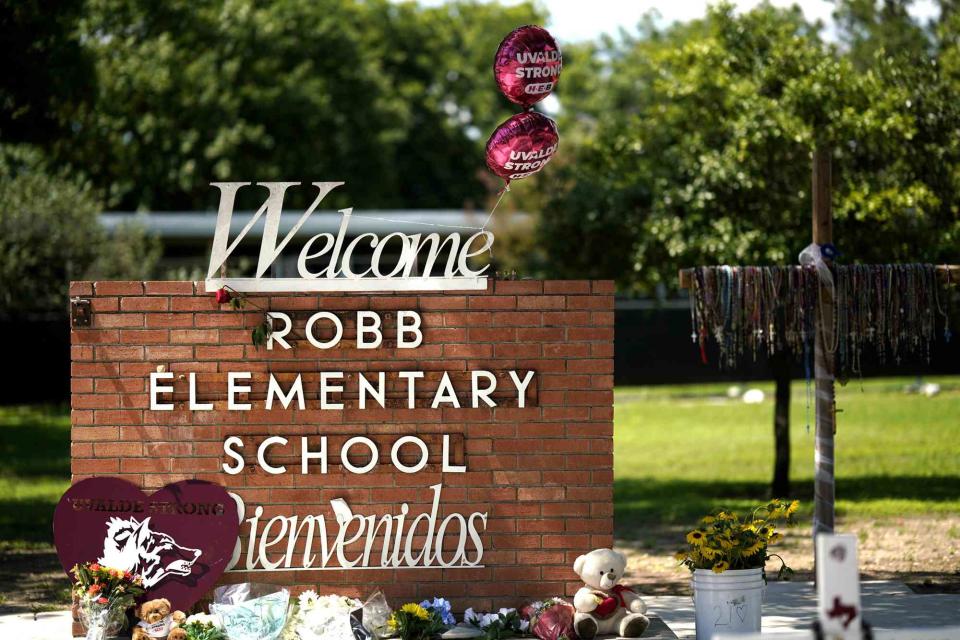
(99, 517, 201, 588)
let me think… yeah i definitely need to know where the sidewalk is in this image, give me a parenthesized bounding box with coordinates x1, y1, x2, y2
(646, 581, 960, 638)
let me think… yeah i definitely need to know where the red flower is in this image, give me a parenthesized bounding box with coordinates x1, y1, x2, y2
(98, 597, 108, 604)
(215, 287, 232, 304)
(124, 571, 132, 580)
(89, 563, 101, 572)
(88, 584, 101, 595)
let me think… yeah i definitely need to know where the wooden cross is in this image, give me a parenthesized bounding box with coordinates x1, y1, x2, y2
(678, 147, 960, 539)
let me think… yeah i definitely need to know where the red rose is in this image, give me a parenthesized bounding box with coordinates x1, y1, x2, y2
(215, 287, 232, 304)
(90, 563, 100, 572)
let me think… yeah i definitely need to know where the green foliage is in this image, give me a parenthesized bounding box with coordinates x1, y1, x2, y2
(86, 220, 162, 281)
(42, 0, 543, 211)
(539, 3, 960, 293)
(0, 146, 102, 315)
(0, 145, 165, 315)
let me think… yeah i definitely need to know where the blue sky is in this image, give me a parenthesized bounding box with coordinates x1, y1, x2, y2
(415, 0, 939, 43)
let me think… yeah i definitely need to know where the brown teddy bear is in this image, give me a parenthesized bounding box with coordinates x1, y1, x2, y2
(132, 598, 187, 640)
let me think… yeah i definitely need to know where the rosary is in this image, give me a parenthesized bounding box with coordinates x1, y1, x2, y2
(689, 264, 955, 383)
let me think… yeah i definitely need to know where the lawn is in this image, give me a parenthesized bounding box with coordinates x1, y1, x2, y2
(0, 405, 70, 548)
(614, 376, 960, 537)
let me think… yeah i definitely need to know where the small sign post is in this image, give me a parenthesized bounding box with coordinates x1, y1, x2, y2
(816, 534, 863, 639)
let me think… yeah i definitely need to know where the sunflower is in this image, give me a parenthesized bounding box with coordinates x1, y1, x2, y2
(768, 532, 784, 544)
(400, 603, 431, 621)
(717, 536, 735, 550)
(701, 515, 716, 524)
(686, 530, 707, 546)
(743, 540, 764, 556)
(757, 525, 772, 538)
(712, 561, 730, 574)
(699, 546, 719, 560)
(786, 500, 799, 516)
(674, 550, 688, 562)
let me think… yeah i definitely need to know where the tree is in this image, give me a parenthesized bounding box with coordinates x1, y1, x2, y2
(0, 145, 164, 316)
(32, 0, 543, 211)
(0, 146, 102, 315)
(538, 2, 960, 494)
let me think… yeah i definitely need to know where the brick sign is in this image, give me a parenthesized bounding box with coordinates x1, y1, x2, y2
(69, 279, 614, 609)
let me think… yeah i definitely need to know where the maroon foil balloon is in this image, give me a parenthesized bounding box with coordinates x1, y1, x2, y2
(485, 111, 559, 183)
(494, 25, 562, 107)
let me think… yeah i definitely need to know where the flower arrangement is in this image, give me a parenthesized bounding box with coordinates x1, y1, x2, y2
(283, 590, 362, 640)
(71, 562, 145, 638)
(388, 602, 448, 640)
(464, 607, 529, 640)
(182, 613, 226, 640)
(674, 499, 798, 578)
(520, 599, 575, 640)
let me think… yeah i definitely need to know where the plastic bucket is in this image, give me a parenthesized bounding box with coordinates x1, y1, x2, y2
(691, 568, 763, 639)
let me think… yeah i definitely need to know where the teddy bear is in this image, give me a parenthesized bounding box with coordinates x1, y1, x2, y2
(572, 548, 650, 639)
(132, 598, 187, 640)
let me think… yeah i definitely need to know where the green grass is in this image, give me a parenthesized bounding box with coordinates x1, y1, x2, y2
(0, 405, 70, 547)
(614, 376, 960, 535)
(0, 377, 958, 546)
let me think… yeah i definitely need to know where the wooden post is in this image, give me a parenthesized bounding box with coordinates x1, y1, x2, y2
(812, 147, 836, 538)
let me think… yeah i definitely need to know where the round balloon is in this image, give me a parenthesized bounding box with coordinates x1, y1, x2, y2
(485, 111, 559, 182)
(493, 25, 562, 107)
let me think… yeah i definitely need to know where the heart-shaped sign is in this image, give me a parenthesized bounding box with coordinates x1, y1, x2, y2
(54, 477, 239, 612)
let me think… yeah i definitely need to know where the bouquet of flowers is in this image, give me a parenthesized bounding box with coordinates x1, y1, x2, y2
(284, 591, 362, 640)
(674, 499, 798, 578)
(388, 601, 449, 640)
(211, 583, 290, 640)
(71, 562, 145, 640)
(464, 608, 529, 640)
(520, 600, 576, 640)
(182, 613, 226, 640)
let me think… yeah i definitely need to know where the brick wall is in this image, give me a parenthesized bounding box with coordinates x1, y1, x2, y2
(69, 279, 614, 613)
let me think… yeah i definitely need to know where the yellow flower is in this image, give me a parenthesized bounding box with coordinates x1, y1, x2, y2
(701, 515, 716, 524)
(743, 540, 764, 556)
(699, 546, 719, 560)
(674, 550, 688, 562)
(786, 500, 799, 516)
(768, 532, 784, 545)
(686, 530, 707, 546)
(388, 613, 398, 630)
(400, 603, 430, 621)
(712, 561, 730, 573)
(717, 537, 735, 550)
(758, 525, 772, 538)
(717, 511, 732, 520)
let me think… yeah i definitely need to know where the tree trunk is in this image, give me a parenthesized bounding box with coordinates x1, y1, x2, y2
(771, 353, 791, 497)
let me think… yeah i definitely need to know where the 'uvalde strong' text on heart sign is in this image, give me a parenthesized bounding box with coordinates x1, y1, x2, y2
(147, 182, 534, 574)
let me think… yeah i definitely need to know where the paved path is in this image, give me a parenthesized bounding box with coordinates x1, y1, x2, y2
(646, 581, 960, 638)
(2, 582, 958, 639)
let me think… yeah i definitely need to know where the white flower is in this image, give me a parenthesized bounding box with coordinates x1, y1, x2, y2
(519, 620, 530, 632)
(464, 608, 479, 624)
(185, 612, 221, 628)
(299, 590, 321, 611)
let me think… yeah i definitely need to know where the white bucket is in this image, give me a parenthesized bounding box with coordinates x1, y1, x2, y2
(692, 567, 764, 639)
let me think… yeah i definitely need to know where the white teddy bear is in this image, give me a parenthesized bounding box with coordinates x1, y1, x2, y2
(572, 548, 649, 639)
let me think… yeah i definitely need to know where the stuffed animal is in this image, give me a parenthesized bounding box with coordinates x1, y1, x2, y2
(132, 598, 187, 640)
(572, 548, 649, 639)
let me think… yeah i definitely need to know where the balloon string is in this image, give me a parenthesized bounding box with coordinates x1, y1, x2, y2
(481, 182, 510, 232)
